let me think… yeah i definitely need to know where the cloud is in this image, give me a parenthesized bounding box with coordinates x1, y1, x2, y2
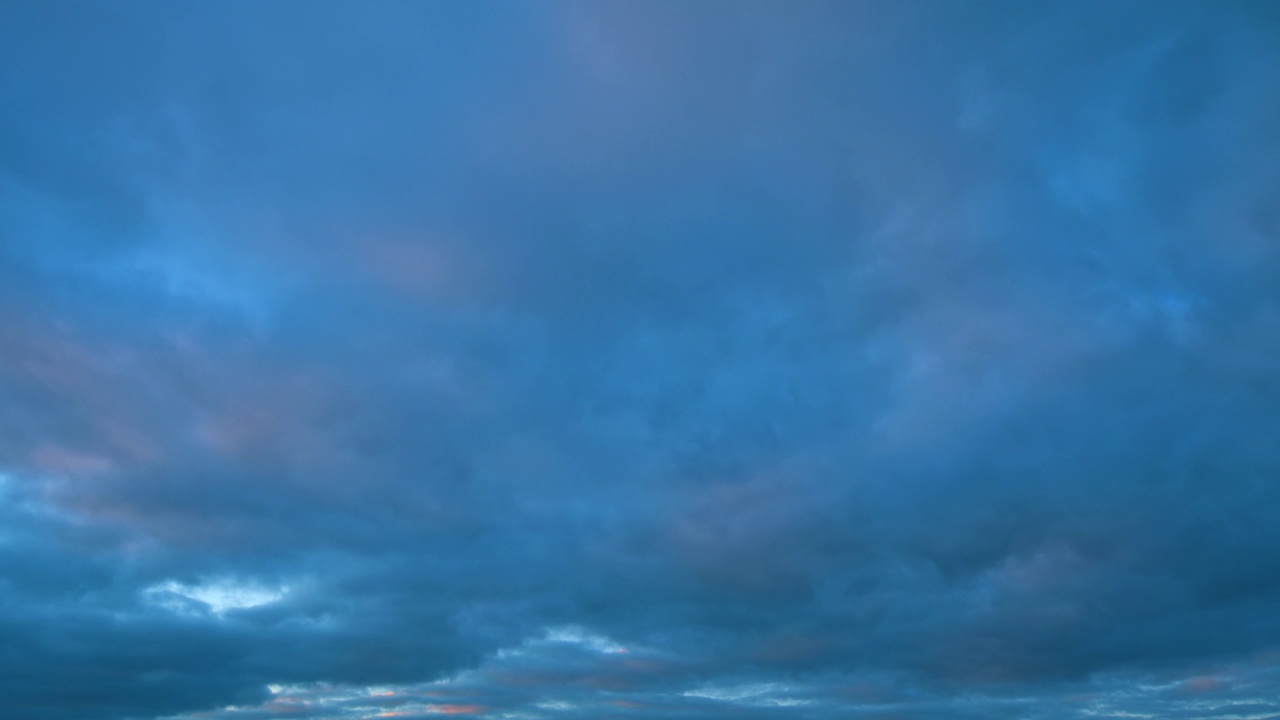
(2, 1, 1280, 719)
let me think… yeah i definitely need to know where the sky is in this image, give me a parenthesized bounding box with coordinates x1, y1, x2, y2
(2, 1, 1280, 719)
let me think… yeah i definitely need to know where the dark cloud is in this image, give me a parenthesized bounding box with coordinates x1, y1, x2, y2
(2, 1, 1280, 718)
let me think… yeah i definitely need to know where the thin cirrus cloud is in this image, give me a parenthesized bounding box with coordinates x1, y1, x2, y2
(2, 1, 1280, 719)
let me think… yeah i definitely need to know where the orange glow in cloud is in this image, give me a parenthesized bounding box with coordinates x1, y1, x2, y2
(358, 234, 474, 305)
(1180, 676, 1227, 693)
(30, 444, 116, 477)
(380, 705, 486, 717)
(432, 704, 486, 715)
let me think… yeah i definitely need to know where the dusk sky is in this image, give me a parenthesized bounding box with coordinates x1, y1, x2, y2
(3, 1, 1280, 719)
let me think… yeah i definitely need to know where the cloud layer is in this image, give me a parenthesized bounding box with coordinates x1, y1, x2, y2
(2, 1, 1280, 718)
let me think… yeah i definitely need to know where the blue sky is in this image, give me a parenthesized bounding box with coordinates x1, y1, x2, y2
(3, 1, 1280, 719)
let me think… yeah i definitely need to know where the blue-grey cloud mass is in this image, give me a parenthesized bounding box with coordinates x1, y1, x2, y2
(3, 1, 1280, 718)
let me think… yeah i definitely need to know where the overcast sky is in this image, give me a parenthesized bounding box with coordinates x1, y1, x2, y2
(3, 1, 1280, 719)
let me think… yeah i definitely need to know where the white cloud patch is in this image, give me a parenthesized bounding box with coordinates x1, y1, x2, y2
(684, 681, 813, 707)
(541, 625, 629, 654)
(145, 578, 288, 615)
